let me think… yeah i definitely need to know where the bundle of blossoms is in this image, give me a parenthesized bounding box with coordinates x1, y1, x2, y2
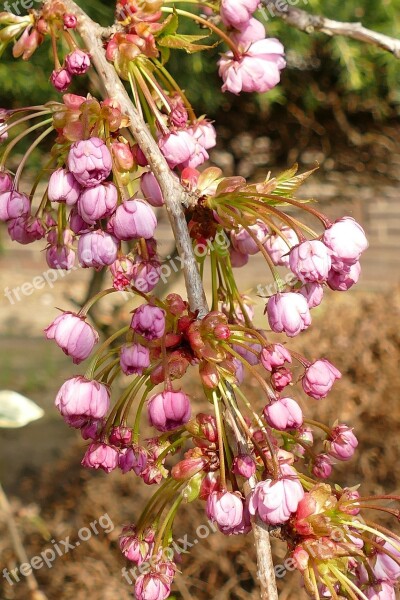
(0, 1, 399, 599)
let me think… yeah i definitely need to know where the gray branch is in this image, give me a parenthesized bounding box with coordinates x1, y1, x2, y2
(261, 0, 400, 58)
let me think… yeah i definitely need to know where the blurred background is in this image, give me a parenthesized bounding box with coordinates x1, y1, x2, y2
(1, 1, 400, 598)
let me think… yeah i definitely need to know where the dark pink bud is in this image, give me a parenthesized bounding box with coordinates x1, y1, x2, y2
(63, 93, 86, 110)
(110, 255, 135, 290)
(8, 216, 45, 244)
(48, 168, 81, 205)
(80, 419, 102, 440)
(109, 426, 132, 447)
(140, 172, 164, 207)
(266, 292, 311, 337)
(233, 454, 256, 479)
(67, 137, 112, 187)
(264, 397, 303, 431)
(119, 527, 153, 565)
(65, 49, 91, 75)
(326, 424, 358, 461)
(312, 454, 333, 479)
(131, 304, 166, 340)
(46, 228, 76, 270)
(147, 390, 191, 432)
(55, 376, 110, 422)
(78, 230, 119, 268)
(200, 472, 220, 500)
(68, 207, 89, 234)
(63, 14, 77, 28)
(78, 182, 118, 224)
(44, 312, 99, 363)
(171, 456, 208, 480)
(81, 442, 119, 473)
(271, 367, 292, 391)
(261, 343, 292, 371)
(120, 343, 150, 376)
(302, 359, 341, 400)
(168, 94, 188, 128)
(50, 68, 72, 92)
(0, 190, 30, 222)
(108, 199, 157, 241)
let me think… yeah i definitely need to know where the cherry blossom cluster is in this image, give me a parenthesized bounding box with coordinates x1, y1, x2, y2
(1, 1, 399, 600)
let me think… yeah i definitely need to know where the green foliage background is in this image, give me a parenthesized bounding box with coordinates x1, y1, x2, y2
(0, 0, 399, 118)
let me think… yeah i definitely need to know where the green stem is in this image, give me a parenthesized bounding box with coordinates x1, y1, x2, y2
(212, 389, 227, 489)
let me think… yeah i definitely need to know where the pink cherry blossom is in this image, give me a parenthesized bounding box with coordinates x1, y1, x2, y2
(264, 397, 303, 430)
(44, 312, 99, 364)
(302, 359, 341, 399)
(266, 292, 311, 337)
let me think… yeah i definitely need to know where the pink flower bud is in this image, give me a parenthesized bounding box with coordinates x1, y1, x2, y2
(80, 419, 102, 440)
(231, 221, 269, 255)
(327, 261, 361, 291)
(299, 282, 324, 308)
(63, 93, 86, 110)
(266, 292, 311, 337)
(78, 230, 118, 268)
(231, 18, 266, 47)
(190, 120, 217, 151)
(46, 229, 76, 270)
(206, 491, 244, 529)
(263, 225, 299, 267)
(81, 442, 119, 473)
(312, 454, 332, 479)
(109, 426, 132, 447)
(271, 367, 292, 391)
(45, 312, 99, 363)
(140, 172, 164, 207)
(261, 343, 292, 371)
(8, 216, 45, 244)
(0, 171, 12, 193)
(229, 247, 249, 268)
(302, 359, 341, 400)
(69, 207, 89, 234)
(233, 454, 256, 478)
(0, 190, 30, 221)
(78, 182, 118, 224)
(67, 137, 112, 187)
(111, 141, 134, 171)
(323, 216, 368, 270)
(220, 0, 259, 29)
(147, 390, 191, 431)
(119, 527, 153, 565)
(55, 376, 110, 422)
(218, 39, 286, 95)
(48, 168, 81, 205)
(264, 397, 303, 430)
(131, 258, 161, 293)
(108, 199, 157, 241)
(289, 240, 331, 283)
(131, 304, 166, 340)
(134, 571, 172, 600)
(50, 68, 72, 92)
(65, 49, 91, 75)
(120, 343, 150, 376)
(327, 424, 358, 461)
(168, 94, 188, 128)
(248, 464, 304, 525)
(159, 130, 196, 169)
(63, 14, 77, 28)
(171, 456, 208, 480)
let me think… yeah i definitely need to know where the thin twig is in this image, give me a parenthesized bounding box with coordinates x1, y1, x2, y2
(261, 0, 400, 58)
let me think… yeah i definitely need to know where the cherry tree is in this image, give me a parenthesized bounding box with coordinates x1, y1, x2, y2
(1, 1, 400, 599)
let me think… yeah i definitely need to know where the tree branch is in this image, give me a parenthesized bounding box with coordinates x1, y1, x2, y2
(42, 1, 278, 597)
(261, 0, 400, 58)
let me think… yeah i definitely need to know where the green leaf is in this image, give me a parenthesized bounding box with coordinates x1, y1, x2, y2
(158, 33, 217, 54)
(271, 164, 318, 198)
(156, 12, 179, 38)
